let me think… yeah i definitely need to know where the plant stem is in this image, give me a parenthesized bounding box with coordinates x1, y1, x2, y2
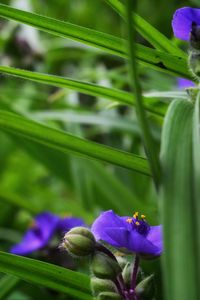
(125, 0, 161, 189)
(131, 255, 140, 290)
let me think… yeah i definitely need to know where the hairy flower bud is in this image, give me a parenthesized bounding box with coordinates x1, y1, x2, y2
(91, 277, 117, 296)
(91, 251, 122, 280)
(96, 291, 123, 300)
(135, 274, 154, 299)
(62, 227, 95, 257)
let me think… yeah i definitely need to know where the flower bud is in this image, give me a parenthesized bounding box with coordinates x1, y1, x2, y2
(122, 262, 132, 288)
(116, 256, 127, 269)
(91, 251, 122, 280)
(91, 277, 117, 296)
(96, 291, 123, 300)
(62, 227, 95, 257)
(135, 274, 154, 299)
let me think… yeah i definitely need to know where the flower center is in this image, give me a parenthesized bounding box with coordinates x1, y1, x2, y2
(126, 212, 150, 236)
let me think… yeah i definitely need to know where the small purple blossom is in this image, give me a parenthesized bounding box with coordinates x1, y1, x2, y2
(10, 212, 86, 256)
(91, 210, 163, 257)
(177, 78, 195, 89)
(172, 7, 200, 40)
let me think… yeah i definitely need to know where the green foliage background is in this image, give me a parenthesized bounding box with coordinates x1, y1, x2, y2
(0, 0, 199, 300)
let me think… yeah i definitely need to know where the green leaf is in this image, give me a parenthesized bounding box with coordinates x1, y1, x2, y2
(0, 110, 150, 175)
(0, 4, 190, 78)
(0, 66, 165, 117)
(0, 252, 92, 300)
(0, 275, 20, 300)
(125, 0, 160, 187)
(160, 99, 198, 300)
(0, 192, 39, 214)
(105, 0, 185, 56)
(192, 93, 200, 286)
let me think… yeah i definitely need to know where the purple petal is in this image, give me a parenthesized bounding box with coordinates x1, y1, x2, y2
(147, 226, 163, 255)
(105, 227, 160, 256)
(91, 210, 163, 256)
(177, 78, 195, 89)
(58, 216, 86, 233)
(172, 7, 200, 40)
(10, 212, 59, 255)
(91, 210, 129, 241)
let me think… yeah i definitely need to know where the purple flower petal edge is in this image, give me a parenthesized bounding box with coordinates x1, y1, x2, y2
(177, 78, 195, 89)
(172, 7, 200, 40)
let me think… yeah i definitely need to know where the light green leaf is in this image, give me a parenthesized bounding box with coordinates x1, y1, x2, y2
(0, 4, 190, 78)
(160, 99, 198, 300)
(0, 252, 92, 300)
(0, 110, 150, 175)
(192, 93, 200, 286)
(0, 66, 165, 117)
(105, 0, 185, 56)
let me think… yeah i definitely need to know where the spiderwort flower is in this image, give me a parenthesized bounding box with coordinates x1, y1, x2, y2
(91, 210, 163, 257)
(172, 7, 200, 41)
(10, 212, 86, 256)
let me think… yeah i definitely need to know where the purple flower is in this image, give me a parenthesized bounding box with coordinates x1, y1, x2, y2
(177, 78, 195, 89)
(91, 210, 163, 257)
(10, 212, 86, 256)
(172, 7, 200, 40)
(10, 212, 59, 256)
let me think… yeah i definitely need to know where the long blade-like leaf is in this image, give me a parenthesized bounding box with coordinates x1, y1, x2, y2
(0, 66, 165, 116)
(0, 110, 150, 175)
(105, 0, 185, 57)
(125, 0, 160, 187)
(160, 99, 198, 300)
(192, 93, 200, 286)
(0, 4, 190, 78)
(0, 252, 92, 300)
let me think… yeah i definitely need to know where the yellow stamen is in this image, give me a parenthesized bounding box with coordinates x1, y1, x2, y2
(133, 212, 139, 219)
(141, 214, 146, 219)
(126, 218, 132, 224)
(135, 221, 140, 226)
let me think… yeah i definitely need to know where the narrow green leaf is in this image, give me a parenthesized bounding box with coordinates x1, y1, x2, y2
(192, 93, 200, 286)
(160, 99, 198, 300)
(0, 4, 190, 78)
(0, 252, 92, 300)
(0, 275, 20, 300)
(0, 110, 150, 175)
(106, 0, 185, 56)
(125, 0, 160, 187)
(0, 66, 165, 117)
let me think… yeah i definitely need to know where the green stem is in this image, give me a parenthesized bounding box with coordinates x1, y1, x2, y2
(125, 0, 161, 188)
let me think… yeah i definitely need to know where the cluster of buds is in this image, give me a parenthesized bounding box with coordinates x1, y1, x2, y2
(61, 226, 155, 300)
